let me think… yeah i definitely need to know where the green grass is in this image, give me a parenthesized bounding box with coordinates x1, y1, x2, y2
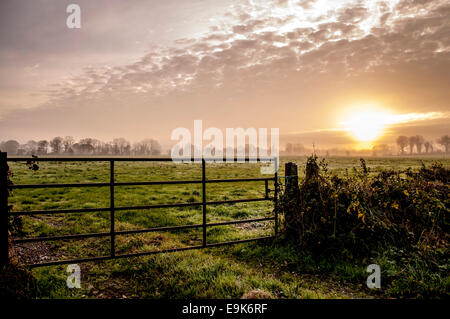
(7, 156, 450, 299)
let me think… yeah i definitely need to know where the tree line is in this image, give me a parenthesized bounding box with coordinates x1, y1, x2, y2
(396, 135, 449, 155)
(0, 137, 162, 156)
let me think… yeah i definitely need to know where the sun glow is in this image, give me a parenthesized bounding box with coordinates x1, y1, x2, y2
(340, 104, 450, 148)
(343, 111, 388, 142)
(340, 105, 447, 146)
(339, 106, 393, 144)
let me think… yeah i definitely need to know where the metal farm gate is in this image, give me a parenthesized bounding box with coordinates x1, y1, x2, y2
(0, 153, 278, 267)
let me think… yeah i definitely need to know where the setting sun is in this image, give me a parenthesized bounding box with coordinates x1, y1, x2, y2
(340, 108, 392, 143)
(346, 111, 385, 141)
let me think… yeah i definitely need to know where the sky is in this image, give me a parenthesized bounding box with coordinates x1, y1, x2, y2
(0, 0, 449, 149)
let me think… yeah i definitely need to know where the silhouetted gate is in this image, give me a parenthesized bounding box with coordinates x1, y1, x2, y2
(0, 153, 278, 267)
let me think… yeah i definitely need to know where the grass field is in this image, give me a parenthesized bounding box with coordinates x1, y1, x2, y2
(6, 155, 450, 299)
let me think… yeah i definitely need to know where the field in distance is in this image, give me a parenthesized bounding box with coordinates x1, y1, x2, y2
(6, 156, 449, 299)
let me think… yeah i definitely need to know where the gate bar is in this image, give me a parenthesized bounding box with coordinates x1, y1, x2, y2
(10, 177, 273, 189)
(0, 152, 8, 264)
(13, 216, 276, 243)
(9, 197, 273, 216)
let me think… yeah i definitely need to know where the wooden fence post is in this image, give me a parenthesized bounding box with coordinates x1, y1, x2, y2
(285, 162, 298, 192)
(282, 162, 300, 238)
(0, 152, 9, 265)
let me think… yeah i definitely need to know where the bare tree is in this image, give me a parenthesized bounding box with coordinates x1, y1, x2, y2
(149, 139, 161, 155)
(112, 138, 130, 155)
(408, 136, 417, 154)
(63, 136, 74, 153)
(24, 140, 38, 155)
(50, 137, 63, 154)
(37, 140, 49, 155)
(79, 138, 93, 148)
(424, 141, 433, 154)
(437, 135, 450, 154)
(99, 142, 112, 155)
(396, 136, 408, 154)
(415, 135, 425, 154)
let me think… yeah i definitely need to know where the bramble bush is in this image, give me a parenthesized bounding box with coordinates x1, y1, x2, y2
(280, 155, 449, 297)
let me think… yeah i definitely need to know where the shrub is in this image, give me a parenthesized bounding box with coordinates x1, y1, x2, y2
(280, 156, 449, 297)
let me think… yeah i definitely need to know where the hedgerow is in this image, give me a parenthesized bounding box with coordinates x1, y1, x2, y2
(280, 156, 449, 297)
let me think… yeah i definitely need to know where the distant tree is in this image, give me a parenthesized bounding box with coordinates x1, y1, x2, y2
(408, 136, 417, 154)
(91, 139, 103, 154)
(112, 138, 130, 155)
(100, 142, 112, 155)
(372, 144, 391, 157)
(437, 135, 450, 154)
(37, 140, 49, 155)
(134, 139, 156, 155)
(149, 139, 161, 155)
(1, 140, 20, 154)
(424, 141, 433, 154)
(15, 147, 26, 155)
(24, 140, 38, 155)
(79, 138, 93, 147)
(79, 138, 102, 154)
(50, 137, 63, 154)
(63, 136, 75, 153)
(415, 135, 425, 154)
(396, 136, 408, 154)
(71, 143, 94, 155)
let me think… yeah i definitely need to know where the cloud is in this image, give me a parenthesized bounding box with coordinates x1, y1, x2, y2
(0, 0, 449, 144)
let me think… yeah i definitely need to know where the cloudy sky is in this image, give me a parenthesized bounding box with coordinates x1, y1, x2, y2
(0, 0, 449, 149)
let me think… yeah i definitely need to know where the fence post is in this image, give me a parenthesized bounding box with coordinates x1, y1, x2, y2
(110, 160, 115, 257)
(283, 162, 300, 238)
(285, 162, 298, 192)
(0, 152, 8, 265)
(202, 159, 207, 247)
